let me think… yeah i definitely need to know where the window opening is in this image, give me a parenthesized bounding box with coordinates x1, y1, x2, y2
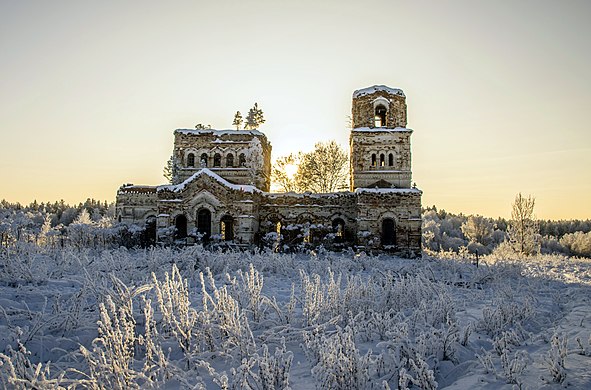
(213, 153, 221, 167)
(187, 153, 195, 167)
(380, 154, 385, 167)
(197, 209, 212, 239)
(175, 215, 188, 239)
(239, 153, 246, 167)
(388, 153, 394, 166)
(375, 104, 387, 127)
(381, 218, 396, 246)
(371, 154, 377, 167)
(220, 215, 234, 241)
(200, 153, 208, 167)
(226, 153, 234, 167)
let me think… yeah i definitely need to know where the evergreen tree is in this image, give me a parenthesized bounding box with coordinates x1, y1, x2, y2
(244, 103, 265, 129)
(163, 155, 178, 184)
(232, 111, 243, 130)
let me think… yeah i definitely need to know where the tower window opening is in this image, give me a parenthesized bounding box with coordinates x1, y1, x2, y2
(371, 154, 377, 167)
(374, 104, 387, 127)
(380, 154, 385, 167)
(213, 153, 221, 167)
(239, 153, 246, 167)
(388, 153, 394, 166)
(187, 153, 195, 167)
(200, 153, 208, 167)
(226, 153, 234, 167)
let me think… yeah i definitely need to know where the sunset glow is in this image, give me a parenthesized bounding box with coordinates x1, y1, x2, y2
(1, 0, 590, 219)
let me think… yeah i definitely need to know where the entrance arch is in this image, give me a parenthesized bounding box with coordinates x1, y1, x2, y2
(145, 216, 157, 246)
(197, 209, 212, 239)
(381, 218, 396, 246)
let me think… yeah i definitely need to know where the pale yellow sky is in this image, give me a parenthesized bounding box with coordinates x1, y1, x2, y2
(1, 0, 590, 219)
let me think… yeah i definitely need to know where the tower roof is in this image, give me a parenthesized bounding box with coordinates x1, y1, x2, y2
(353, 85, 405, 99)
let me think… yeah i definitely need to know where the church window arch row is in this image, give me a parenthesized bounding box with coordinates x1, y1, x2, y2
(213, 153, 222, 167)
(226, 153, 234, 167)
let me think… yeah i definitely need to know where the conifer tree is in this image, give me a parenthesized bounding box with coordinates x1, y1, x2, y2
(232, 111, 243, 130)
(244, 103, 265, 129)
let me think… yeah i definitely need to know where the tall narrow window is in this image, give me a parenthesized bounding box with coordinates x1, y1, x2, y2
(388, 153, 394, 166)
(220, 215, 234, 241)
(197, 209, 211, 239)
(200, 153, 208, 167)
(375, 104, 387, 127)
(187, 153, 195, 167)
(380, 154, 385, 167)
(175, 215, 187, 239)
(381, 218, 396, 246)
(213, 153, 221, 167)
(239, 153, 246, 167)
(371, 154, 377, 167)
(226, 153, 234, 167)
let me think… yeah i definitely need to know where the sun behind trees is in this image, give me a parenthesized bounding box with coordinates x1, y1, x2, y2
(272, 140, 349, 193)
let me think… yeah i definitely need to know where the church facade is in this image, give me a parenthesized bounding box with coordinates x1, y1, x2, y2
(116, 85, 422, 256)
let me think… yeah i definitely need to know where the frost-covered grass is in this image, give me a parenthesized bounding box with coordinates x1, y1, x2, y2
(0, 246, 590, 389)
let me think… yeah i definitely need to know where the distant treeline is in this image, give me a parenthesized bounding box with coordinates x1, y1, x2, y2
(0, 198, 114, 227)
(423, 206, 591, 258)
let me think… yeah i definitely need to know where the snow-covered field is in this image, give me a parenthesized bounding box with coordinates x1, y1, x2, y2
(1, 246, 590, 389)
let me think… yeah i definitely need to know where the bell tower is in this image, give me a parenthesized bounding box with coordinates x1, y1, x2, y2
(349, 85, 414, 190)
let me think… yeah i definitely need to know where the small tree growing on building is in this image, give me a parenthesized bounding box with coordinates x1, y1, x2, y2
(232, 111, 243, 130)
(244, 103, 265, 130)
(508, 193, 540, 256)
(163, 155, 178, 184)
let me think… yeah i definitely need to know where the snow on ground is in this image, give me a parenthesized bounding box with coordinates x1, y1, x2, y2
(1, 245, 590, 389)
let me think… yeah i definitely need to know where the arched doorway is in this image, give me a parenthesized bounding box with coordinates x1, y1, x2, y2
(145, 216, 157, 246)
(220, 215, 234, 241)
(381, 218, 396, 246)
(332, 218, 345, 243)
(175, 214, 187, 239)
(197, 209, 212, 239)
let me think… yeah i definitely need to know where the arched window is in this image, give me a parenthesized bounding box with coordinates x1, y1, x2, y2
(220, 215, 234, 241)
(200, 153, 208, 167)
(388, 153, 394, 166)
(213, 153, 221, 167)
(381, 218, 396, 246)
(226, 153, 234, 167)
(375, 104, 387, 127)
(175, 215, 187, 239)
(332, 218, 345, 242)
(371, 154, 377, 167)
(239, 153, 246, 167)
(197, 209, 211, 239)
(187, 153, 195, 167)
(380, 154, 385, 167)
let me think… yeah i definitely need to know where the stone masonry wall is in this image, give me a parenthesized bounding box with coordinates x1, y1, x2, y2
(352, 91, 407, 129)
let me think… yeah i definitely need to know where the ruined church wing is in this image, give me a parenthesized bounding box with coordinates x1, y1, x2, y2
(172, 129, 272, 192)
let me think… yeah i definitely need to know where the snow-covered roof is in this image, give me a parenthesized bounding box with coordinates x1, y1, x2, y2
(174, 128, 264, 136)
(355, 187, 422, 195)
(352, 127, 413, 133)
(353, 85, 405, 99)
(118, 185, 158, 194)
(157, 168, 261, 193)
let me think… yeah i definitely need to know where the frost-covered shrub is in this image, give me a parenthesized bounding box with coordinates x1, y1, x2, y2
(257, 340, 293, 390)
(544, 332, 568, 383)
(309, 326, 370, 390)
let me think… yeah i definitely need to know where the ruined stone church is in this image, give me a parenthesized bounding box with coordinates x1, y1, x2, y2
(116, 85, 422, 256)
